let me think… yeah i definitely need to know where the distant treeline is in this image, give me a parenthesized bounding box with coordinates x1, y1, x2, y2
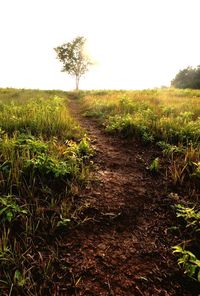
(171, 65, 200, 89)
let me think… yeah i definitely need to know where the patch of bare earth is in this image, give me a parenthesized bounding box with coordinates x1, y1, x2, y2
(53, 100, 198, 295)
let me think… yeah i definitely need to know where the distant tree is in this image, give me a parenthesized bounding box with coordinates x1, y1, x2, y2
(171, 66, 200, 89)
(54, 36, 93, 90)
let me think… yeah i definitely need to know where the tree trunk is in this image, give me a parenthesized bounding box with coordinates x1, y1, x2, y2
(75, 75, 80, 90)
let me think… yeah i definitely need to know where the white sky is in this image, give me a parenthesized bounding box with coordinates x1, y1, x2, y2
(0, 0, 200, 90)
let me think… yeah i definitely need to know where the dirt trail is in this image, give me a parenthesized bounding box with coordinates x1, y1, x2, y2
(56, 100, 192, 295)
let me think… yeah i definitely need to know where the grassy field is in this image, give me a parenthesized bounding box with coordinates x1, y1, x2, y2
(82, 88, 200, 283)
(83, 88, 200, 185)
(0, 87, 200, 293)
(0, 89, 93, 295)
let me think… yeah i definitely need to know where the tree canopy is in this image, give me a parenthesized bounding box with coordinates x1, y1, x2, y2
(54, 36, 93, 90)
(171, 66, 200, 89)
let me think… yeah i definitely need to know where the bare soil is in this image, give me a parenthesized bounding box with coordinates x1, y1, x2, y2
(53, 100, 199, 295)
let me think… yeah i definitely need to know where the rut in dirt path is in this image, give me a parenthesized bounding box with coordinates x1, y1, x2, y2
(58, 99, 184, 295)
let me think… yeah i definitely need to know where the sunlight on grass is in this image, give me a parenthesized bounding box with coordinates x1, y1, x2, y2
(0, 89, 93, 294)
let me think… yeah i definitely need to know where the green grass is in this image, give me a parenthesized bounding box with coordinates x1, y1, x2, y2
(83, 89, 200, 144)
(0, 88, 93, 295)
(0, 93, 81, 139)
(82, 88, 200, 185)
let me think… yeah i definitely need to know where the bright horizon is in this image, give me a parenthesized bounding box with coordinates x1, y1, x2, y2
(1, 0, 200, 91)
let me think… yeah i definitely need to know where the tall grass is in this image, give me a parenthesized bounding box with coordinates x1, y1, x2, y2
(0, 95, 81, 139)
(0, 88, 67, 103)
(83, 89, 200, 185)
(0, 89, 92, 295)
(83, 89, 200, 144)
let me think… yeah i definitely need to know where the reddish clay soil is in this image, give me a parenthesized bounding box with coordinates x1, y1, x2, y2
(53, 100, 199, 295)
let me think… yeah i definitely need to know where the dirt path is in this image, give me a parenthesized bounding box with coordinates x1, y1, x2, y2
(55, 100, 192, 295)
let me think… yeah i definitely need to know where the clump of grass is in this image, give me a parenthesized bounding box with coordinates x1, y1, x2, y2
(0, 133, 92, 197)
(149, 157, 160, 173)
(173, 204, 200, 283)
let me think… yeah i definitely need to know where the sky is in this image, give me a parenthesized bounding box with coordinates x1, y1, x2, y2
(0, 0, 200, 90)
